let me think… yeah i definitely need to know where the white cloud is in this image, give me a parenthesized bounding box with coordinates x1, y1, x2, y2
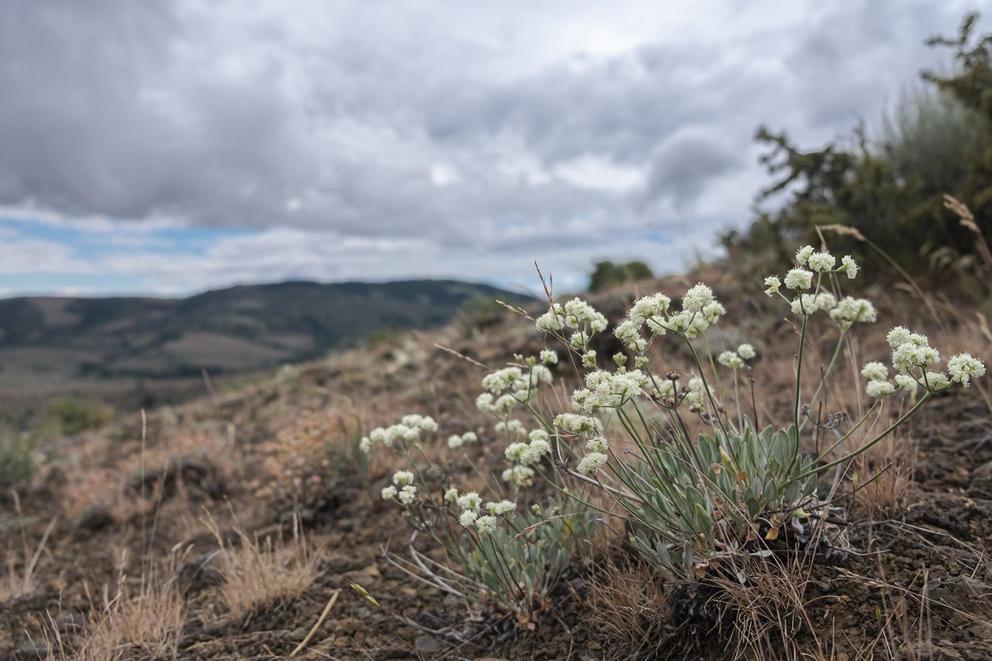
(0, 0, 986, 294)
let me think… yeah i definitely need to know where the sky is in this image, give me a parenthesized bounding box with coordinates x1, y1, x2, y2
(0, 0, 986, 297)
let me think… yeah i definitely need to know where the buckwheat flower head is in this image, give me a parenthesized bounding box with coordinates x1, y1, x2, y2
(494, 394, 517, 414)
(535, 304, 564, 333)
(582, 350, 597, 368)
(501, 464, 535, 487)
(475, 515, 499, 535)
(457, 492, 482, 511)
(563, 298, 608, 332)
(629, 293, 671, 325)
(764, 276, 781, 296)
(737, 344, 756, 360)
(795, 245, 815, 265)
(840, 255, 859, 279)
(392, 471, 415, 487)
(683, 377, 707, 411)
(359, 437, 372, 454)
(505, 442, 528, 463)
(482, 367, 524, 394)
(462, 431, 477, 444)
(682, 283, 715, 313)
(380, 486, 398, 500)
(577, 452, 608, 476)
(444, 487, 459, 504)
(791, 292, 836, 316)
(459, 510, 478, 527)
(829, 297, 877, 327)
(702, 301, 726, 324)
(924, 371, 951, 390)
(784, 268, 813, 290)
(861, 362, 888, 381)
(865, 380, 896, 398)
(398, 485, 417, 505)
(651, 378, 675, 400)
(807, 251, 836, 272)
(529, 429, 549, 443)
(892, 341, 939, 373)
(585, 436, 608, 453)
(615, 319, 647, 353)
(947, 353, 986, 388)
(718, 351, 744, 370)
(476, 392, 495, 413)
(485, 500, 516, 516)
(447, 434, 465, 449)
(886, 326, 913, 349)
(540, 349, 558, 365)
(894, 374, 919, 393)
(554, 413, 603, 435)
(495, 419, 526, 437)
(526, 437, 551, 460)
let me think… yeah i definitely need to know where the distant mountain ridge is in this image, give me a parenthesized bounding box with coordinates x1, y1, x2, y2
(0, 279, 531, 414)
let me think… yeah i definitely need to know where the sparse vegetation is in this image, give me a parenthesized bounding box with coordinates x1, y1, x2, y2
(203, 514, 321, 620)
(4, 13, 992, 660)
(0, 426, 33, 488)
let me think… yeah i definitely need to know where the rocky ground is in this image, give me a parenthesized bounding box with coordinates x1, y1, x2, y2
(2, 272, 991, 660)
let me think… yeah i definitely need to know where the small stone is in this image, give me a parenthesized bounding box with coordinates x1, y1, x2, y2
(415, 635, 441, 653)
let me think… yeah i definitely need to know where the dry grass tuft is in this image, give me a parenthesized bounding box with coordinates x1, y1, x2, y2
(204, 513, 321, 620)
(43, 554, 186, 661)
(1, 493, 55, 603)
(585, 558, 670, 658)
(709, 552, 829, 661)
(851, 434, 918, 517)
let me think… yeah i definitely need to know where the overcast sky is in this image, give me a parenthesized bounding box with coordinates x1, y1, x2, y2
(0, 0, 985, 297)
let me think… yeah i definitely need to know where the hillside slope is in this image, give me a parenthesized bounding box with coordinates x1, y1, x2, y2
(0, 279, 530, 415)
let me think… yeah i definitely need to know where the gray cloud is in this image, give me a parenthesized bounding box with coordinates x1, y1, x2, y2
(0, 0, 987, 293)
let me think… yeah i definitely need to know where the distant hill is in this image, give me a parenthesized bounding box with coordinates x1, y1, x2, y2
(0, 280, 531, 417)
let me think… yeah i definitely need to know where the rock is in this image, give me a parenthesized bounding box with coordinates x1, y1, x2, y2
(414, 635, 442, 653)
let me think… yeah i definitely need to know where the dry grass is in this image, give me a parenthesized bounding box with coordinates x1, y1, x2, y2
(41, 554, 186, 661)
(0, 493, 55, 602)
(850, 433, 918, 517)
(585, 559, 671, 659)
(709, 551, 830, 661)
(203, 513, 321, 620)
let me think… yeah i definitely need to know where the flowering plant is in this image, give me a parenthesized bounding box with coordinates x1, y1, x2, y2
(364, 243, 986, 610)
(529, 245, 984, 579)
(362, 410, 596, 623)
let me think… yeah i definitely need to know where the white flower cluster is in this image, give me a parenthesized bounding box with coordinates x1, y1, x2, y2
(450, 489, 514, 535)
(501, 464, 535, 487)
(577, 452, 608, 476)
(504, 429, 553, 466)
(495, 418, 527, 437)
(614, 284, 725, 353)
(381, 470, 418, 504)
(535, 298, 608, 356)
(571, 368, 651, 412)
(862, 327, 986, 397)
(476, 363, 553, 414)
(447, 431, 478, 449)
(682, 377, 708, 412)
(764, 247, 874, 328)
(718, 343, 756, 370)
(361, 414, 438, 453)
(554, 413, 604, 436)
